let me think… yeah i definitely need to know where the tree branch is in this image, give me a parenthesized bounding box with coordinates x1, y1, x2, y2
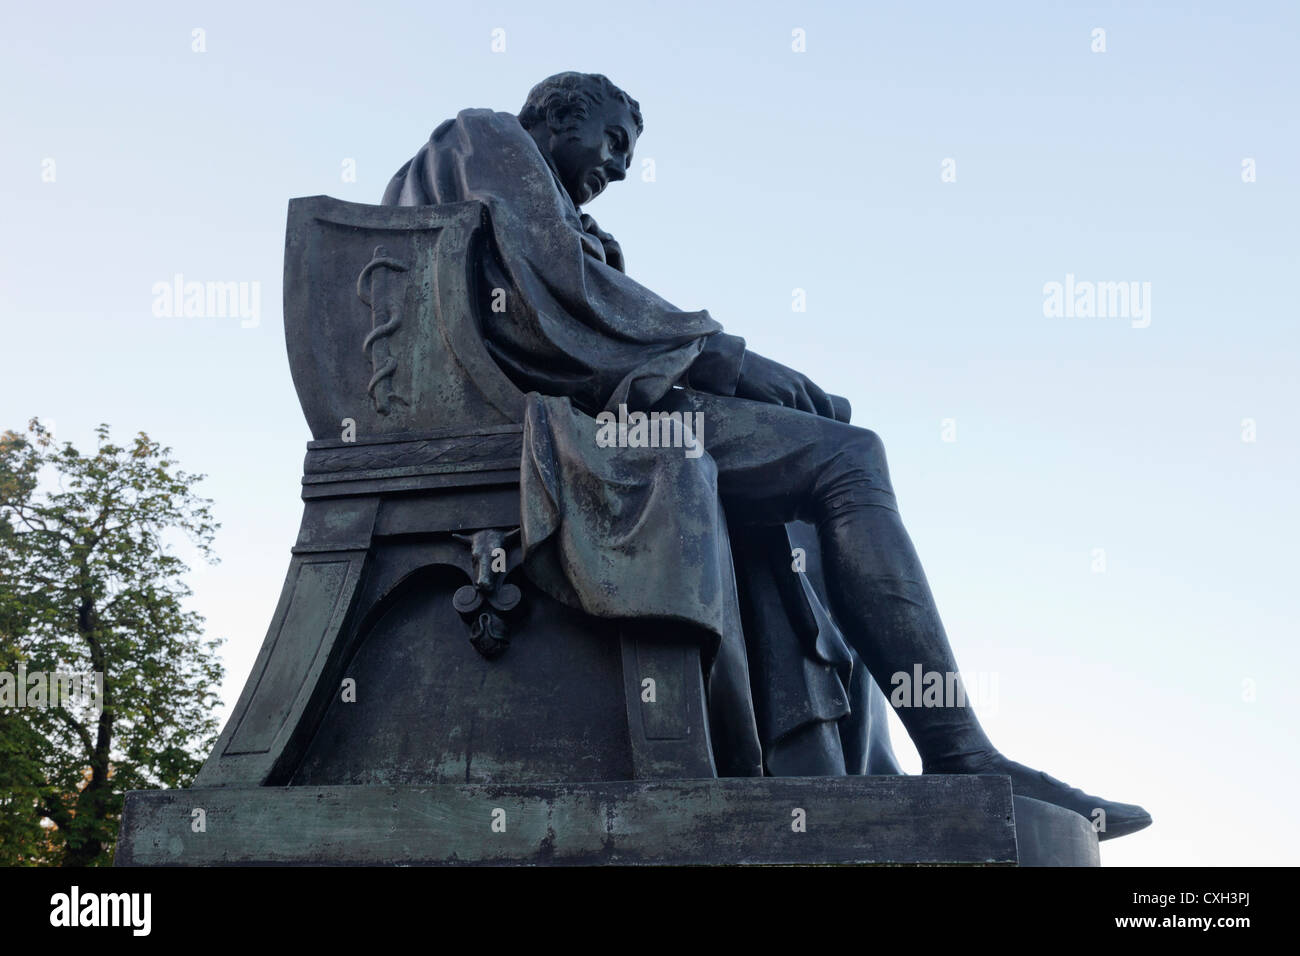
(49, 706, 95, 761)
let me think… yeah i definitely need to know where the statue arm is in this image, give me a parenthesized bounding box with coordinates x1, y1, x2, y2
(574, 211, 747, 396)
(733, 350, 843, 421)
(685, 331, 747, 396)
(687, 336, 847, 421)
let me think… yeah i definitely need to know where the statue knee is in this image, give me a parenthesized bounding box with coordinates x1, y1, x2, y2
(842, 426, 887, 472)
(811, 426, 897, 525)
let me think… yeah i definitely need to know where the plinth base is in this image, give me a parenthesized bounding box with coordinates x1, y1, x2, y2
(115, 775, 1098, 866)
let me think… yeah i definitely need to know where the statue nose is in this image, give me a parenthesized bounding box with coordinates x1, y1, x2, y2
(605, 162, 626, 183)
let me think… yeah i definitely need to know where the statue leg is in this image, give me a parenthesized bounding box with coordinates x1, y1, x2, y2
(810, 439, 1149, 837)
(655, 389, 1152, 839)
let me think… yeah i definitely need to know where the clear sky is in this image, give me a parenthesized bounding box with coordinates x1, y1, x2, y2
(2, 0, 1296, 866)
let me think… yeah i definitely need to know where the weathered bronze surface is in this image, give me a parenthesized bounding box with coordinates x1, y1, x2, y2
(117, 72, 1149, 866)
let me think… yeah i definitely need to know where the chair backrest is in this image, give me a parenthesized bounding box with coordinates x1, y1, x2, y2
(283, 196, 526, 442)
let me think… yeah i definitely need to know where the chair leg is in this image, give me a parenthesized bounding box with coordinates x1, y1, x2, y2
(620, 628, 717, 779)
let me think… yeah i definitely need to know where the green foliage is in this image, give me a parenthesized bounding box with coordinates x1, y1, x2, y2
(0, 419, 224, 866)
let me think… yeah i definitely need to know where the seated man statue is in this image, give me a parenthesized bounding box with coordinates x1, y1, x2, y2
(382, 71, 1152, 839)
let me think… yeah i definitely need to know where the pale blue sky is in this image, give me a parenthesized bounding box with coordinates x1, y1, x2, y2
(2, 0, 1296, 866)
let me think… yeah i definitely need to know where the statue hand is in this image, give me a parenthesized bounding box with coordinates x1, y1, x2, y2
(735, 350, 836, 419)
(579, 213, 625, 272)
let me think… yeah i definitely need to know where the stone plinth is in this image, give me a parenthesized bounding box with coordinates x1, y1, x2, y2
(115, 774, 1098, 866)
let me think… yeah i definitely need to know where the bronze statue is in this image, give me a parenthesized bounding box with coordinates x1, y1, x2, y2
(382, 71, 1152, 840)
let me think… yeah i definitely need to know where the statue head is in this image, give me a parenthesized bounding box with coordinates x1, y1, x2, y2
(519, 72, 642, 207)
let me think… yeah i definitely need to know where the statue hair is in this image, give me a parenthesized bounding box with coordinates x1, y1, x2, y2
(518, 72, 643, 136)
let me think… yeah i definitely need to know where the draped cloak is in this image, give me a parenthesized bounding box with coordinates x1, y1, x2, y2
(383, 109, 899, 778)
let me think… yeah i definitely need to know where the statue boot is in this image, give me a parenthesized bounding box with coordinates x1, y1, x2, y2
(816, 483, 1153, 841)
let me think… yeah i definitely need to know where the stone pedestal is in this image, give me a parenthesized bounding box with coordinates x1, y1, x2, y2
(115, 775, 1098, 866)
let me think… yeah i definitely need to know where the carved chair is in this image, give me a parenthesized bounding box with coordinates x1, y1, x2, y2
(195, 197, 716, 788)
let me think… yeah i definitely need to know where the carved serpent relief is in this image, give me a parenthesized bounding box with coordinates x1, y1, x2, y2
(356, 245, 410, 415)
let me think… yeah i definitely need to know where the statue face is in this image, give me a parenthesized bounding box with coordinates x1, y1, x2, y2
(546, 98, 638, 207)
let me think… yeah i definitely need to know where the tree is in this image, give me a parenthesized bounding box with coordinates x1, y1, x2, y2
(0, 419, 224, 866)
